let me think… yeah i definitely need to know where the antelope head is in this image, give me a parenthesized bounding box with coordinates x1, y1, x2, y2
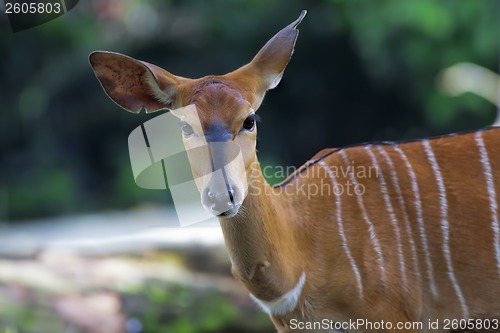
(89, 10, 306, 218)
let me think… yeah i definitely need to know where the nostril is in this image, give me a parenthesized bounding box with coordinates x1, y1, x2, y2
(227, 188, 234, 203)
(206, 190, 230, 204)
(207, 189, 234, 202)
(202, 185, 242, 216)
(208, 190, 215, 200)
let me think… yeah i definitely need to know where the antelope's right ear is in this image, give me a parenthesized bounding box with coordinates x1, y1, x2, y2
(229, 10, 306, 94)
(89, 51, 189, 113)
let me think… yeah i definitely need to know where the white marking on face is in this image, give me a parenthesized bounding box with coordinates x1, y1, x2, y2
(249, 272, 306, 316)
(475, 131, 500, 275)
(423, 139, 469, 318)
(393, 145, 437, 297)
(319, 160, 364, 298)
(339, 150, 386, 284)
(365, 146, 407, 290)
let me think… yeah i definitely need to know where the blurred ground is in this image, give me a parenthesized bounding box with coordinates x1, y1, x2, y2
(0, 207, 274, 333)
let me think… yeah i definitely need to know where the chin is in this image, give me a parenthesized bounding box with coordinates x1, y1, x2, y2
(212, 204, 242, 219)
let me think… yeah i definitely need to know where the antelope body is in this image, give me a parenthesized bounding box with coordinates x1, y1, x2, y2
(90, 11, 500, 333)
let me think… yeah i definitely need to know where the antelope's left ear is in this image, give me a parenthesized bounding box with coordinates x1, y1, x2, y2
(229, 10, 306, 92)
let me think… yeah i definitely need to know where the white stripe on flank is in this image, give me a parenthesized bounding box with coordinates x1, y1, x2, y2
(393, 145, 437, 297)
(378, 146, 421, 286)
(250, 272, 306, 316)
(365, 146, 407, 289)
(475, 131, 500, 275)
(319, 160, 364, 298)
(423, 139, 469, 318)
(339, 150, 386, 283)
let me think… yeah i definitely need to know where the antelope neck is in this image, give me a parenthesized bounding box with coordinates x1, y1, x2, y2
(219, 161, 306, 303)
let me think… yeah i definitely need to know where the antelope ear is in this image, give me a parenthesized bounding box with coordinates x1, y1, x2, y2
(234, 10, 306, 92)
(89, 51, 188, 113)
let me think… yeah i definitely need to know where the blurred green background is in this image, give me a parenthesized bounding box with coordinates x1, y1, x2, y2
(1, 0, 499, 221)
(0, 1, 499, 333)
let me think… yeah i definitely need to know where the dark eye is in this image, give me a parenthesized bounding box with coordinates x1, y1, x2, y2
(180, 122, 194, 136)
(242, 115, 256, 131)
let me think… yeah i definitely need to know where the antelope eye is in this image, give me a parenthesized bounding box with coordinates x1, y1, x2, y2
(242, 115, 256, 131)
(180, 122, 194, 136)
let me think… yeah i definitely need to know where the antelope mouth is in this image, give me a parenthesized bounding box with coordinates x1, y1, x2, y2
(216, 204, 241, 218)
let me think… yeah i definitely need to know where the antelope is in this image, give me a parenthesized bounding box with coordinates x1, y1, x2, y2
(89, 10, 500, 333)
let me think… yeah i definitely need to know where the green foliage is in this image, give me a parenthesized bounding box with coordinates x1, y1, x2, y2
(342, 0, 499, 129)
(9, 167, 74, 219)
(0, 290, 66, 333)
(122, 280, 272, 333)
